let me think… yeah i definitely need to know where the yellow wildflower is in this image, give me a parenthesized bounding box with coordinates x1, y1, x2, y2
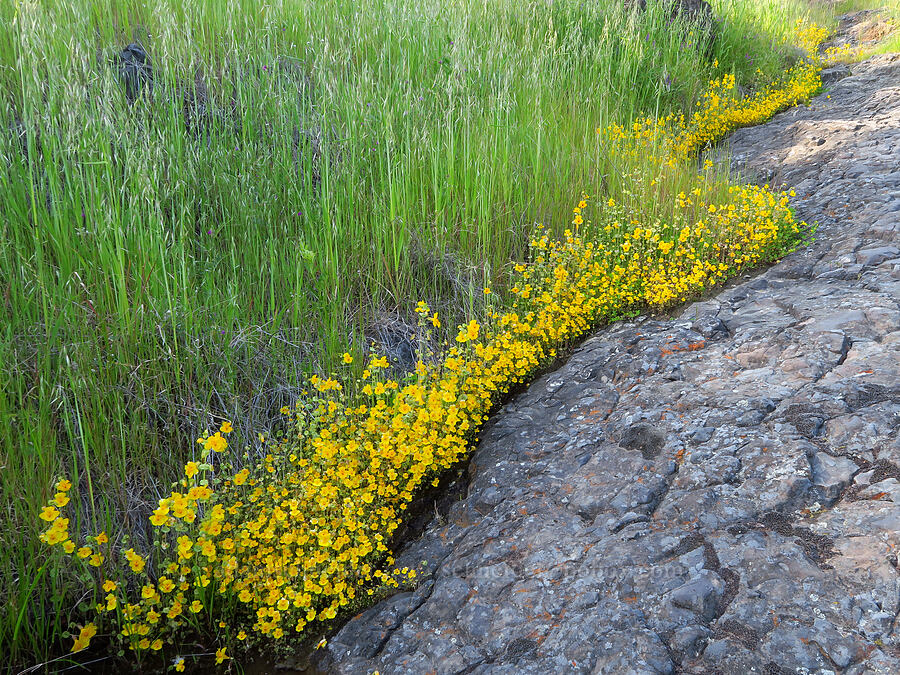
(39, 506, 59, 522)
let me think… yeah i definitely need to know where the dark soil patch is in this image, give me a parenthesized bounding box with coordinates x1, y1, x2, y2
(759, 511, 836, 568)
(716, 619, 760, 651)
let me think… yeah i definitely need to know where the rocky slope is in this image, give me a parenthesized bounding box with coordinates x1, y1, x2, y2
(316, 52, 900, 674)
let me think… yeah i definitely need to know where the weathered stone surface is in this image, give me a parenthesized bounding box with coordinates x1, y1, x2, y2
(318, 46, 900, 675)
(117, 42, 153, 103)
(820, 63, 853, 85)
(810, 452, 860, 502)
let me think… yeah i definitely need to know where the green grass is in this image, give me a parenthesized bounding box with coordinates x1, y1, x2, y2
(0, 0, 860, 668)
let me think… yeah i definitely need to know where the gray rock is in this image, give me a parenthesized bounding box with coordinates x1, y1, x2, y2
(861, 478, 900, 502)
(117, 42, 153, 103)
(689, 426, 716, 443)
(670, 624, 711, 658)
(855, 469, 876, 485)
(821, 64, 852, 85)
(667, 572, 725, 621)
(857, 245, 900, 266)
(591, 629, 674, 674)
(810, 452, 860, 501)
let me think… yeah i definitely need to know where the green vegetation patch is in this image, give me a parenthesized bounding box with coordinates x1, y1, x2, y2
(0, 0, 871, 669)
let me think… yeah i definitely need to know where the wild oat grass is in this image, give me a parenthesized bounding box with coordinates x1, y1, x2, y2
(0, 0, 870, 669)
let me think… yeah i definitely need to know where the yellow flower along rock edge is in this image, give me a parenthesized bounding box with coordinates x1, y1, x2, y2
(599, 18, 855, 169)
(604, 55, 826, 166)
(38, 24, 834, 671)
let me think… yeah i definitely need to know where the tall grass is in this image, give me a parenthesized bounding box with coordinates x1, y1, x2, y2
(0, 0, 840, 667)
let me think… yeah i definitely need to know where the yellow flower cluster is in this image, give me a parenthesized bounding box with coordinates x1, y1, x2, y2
(71, 623, 98, 653)
(601, 61, 821, 166)
(38, 21, 825, 669)
(581, 183, 802, 309)
(794, 19, 829, 55)
(599, 19, 851, 165)
(36, 426, 241, 666)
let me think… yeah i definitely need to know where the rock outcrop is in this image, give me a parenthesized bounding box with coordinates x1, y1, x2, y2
(319, 53, 900, 674)
(117, 42, 153, 103)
